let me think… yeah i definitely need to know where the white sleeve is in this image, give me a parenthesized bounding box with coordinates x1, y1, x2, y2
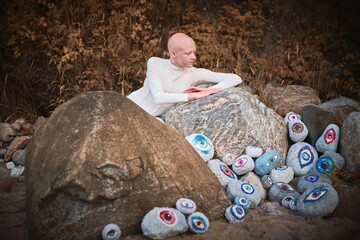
(147, 58, 188, 104)
(190, 68, 242, 89)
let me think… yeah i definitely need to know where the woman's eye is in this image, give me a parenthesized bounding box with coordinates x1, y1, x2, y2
(304, 187, 328, 202)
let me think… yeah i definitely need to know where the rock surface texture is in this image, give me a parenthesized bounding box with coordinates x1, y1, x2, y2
(25, 91, 230, 239)
(165, 88, 288, 162)
(301, 97, 360, 146)
(339, 112, 360, 172)
(264, 84, 321, 116)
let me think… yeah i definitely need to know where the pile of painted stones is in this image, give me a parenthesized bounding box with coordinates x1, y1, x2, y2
(0, 118, 45, 178)
(184, 112, 342, 223)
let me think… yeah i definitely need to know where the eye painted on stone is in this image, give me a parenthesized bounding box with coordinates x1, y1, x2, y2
(190, 216, 207, 231)
(230, 205, 245, 220)
(219, 165, 236, 179)
(159, 210, 176, 225)
(324, 128, 336, 144)
(234, 158, 248, 167)
(192, 135, 211, 154)
(180, 200, 194, 209)
(267, 176, 273, 185)
(305, 174, 319, 182)
(316, 157, 334, 174)
(304, 187, 328, 202)
(284, 196, 293, 203)
(298, 145, 314, 168)
(275, 166, 288, 171)
(241, 183, 255, 194)
(287, 113, 298, 121)
(292, 123, 304, 133)
(277, 182, 294, 191)
(266, 155, 278, 167)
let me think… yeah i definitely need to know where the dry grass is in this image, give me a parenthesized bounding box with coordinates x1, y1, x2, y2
(0, 0, 359, 121)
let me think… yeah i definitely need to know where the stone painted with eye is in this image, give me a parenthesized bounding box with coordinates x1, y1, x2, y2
(286, 142, 318, 176)
(175, 198, 196, 214)
(310, 151, 345, 177)
(221, 153, 235, 166)
(268, 182, 300, 203)
(231, 155, 254, 175)
(261, 175, 273, 189)
(233, 195, 251, 213)
(245, 146, 263, 158)
(315, 124, 340, 153)
(207, 159, 237, 188)
(289, 198, 298, 211)
(225, 205, 246, 223)
(187, 212, 209, 234)
(102, 223, 121, 240)
(254, 150, 281, 176)
(185, 134, 214, 162)
(269, 165, 294, 183)
(281, 196, 295, 209)
(141, 207, 188, 239)
(296, 173, 332, 193)
(297, 184, 339, 218)
(226, 180, 261, 208)
(285, 112, 301, 123)
(288, 119, 308, 143)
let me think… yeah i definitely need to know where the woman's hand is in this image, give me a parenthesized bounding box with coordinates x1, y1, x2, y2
(185, 87, 223, 101)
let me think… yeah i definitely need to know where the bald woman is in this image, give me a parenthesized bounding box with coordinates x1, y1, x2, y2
(128, 33, 242, 117)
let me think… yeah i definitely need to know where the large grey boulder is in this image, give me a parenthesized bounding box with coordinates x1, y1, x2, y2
(165, 88, 288, 163)
(25, 91, 230, 239)
(301, 97, 360, 145)
(339, 112, 360, 172)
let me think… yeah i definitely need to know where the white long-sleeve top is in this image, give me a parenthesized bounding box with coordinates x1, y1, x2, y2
(128, 57, 242, 116)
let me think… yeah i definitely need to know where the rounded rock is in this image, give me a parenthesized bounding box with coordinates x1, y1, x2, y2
(296, 173, 332, 193)
(261, 175, 273, 189)
(269, 165, 294, 183)
(281, 196, 295, 208)
(12, 149, 26, 165)
(288, 119, 308, 143)
(233, 195, 251, 213)
(10, 165, 25, 178)
(231, 155, 254, 175)
(225, 205, 246, 223)
(185, 134, 214, 162)
(141, 207, 188, 239)
(315, 124, 340, 153)
(226, 180, 261, 208)
(187, 212, 209, 234)
(207, 159, 237, 188)
(221, 153, 235, 166)
(175, 198, 196, 215)
(310, 151, 345, 177)
(297, 184, 339, 218)
(268, 182, 300, 203)
(254, 150, 281, 176)
(289, 198, 298, 211)
(6, 161, 15, 169)
(245, 146, 263, 158)
(286, 142, 318, 176)
(102, 223, 121, 240)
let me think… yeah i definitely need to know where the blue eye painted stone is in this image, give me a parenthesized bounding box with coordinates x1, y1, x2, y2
(288, 119, 308, 143)
(102, 223, 121, 240)
(268, 182, 300, 203)
(185, 134, 214, 162)
(269, 165, 294, 184)
(226, 180, 261, 208)
(296, 173, 332, 193)
(207, 159, 237, 188)
(187, 212, 209, 234)
(310, 151, 345, 177)
(286, 142, 318, 176)
(175, 198, 196, 214)
(225, 205, 246, 223)
(254, 150, 281, 176)
(233, 195, 251, 213)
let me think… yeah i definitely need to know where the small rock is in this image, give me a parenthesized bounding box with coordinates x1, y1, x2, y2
(315, 124, 340, 153)
(296, 173, 332, 193)
(286, 142, 318, 176)
(187, 212, 209, 234)
(310, 151, 345, 176)
(4, 136, 30, 162)
(254, 150, 281, 176)
(185, 134, 214, 162)
(233, 195, 251, 213)
(141, 207, 188, 239)
(288, 119, 308, 143)
(268, 182, 300, 202)
(221, 153, 235, 166)
(175, 198, 196, 215)
(261, 175, 273, 189)
(297, 184, 339, 218)
(289, 198, 298, 211)
(231, 155, 254, 175)
(239, 171, 267, 200)
(10, 165, 25, 178)
(226, 180, 261, 208)
(207, 159, 237, 188)
(260, 202, 283, 216)
(285, 112, 301, 123)
(12, 149, 26, 165)
(0, 123, 17, 142)
(225, 205, 246, 223)
(102, 223, 121, 240)
(281, 196, 295, 208)
(6, 161, 15, 169)
(269, 166, 294, 183)
(245, 146, 263, 158)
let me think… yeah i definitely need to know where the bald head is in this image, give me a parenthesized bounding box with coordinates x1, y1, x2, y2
(167, 33, 197, 68)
